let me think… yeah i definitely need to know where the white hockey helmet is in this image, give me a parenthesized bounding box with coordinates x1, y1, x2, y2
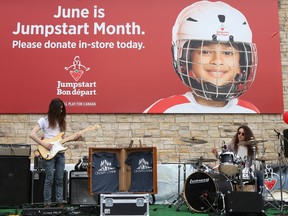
(172, 1, 257, 101)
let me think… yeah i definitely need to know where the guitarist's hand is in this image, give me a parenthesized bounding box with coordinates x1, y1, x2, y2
(43, 142, 53, 150)
(74, 133, 83, 141)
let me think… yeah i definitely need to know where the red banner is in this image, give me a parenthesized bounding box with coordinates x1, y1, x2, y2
(0, 0, 283, 113)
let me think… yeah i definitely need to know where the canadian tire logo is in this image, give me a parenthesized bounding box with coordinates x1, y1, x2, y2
(64, 56, 90, 81)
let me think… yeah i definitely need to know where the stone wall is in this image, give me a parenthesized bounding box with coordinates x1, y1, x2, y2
(0, 1, 288, 166)
(0, 113, 286, 165)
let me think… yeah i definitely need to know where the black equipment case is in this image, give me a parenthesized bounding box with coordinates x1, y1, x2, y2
(100, 193, 149, 216)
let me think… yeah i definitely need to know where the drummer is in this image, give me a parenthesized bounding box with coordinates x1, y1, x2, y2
(212, 125, 264, 192)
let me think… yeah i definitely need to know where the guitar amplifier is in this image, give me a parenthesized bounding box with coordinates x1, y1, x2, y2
(69, 170, 98, 205)
(0, 144, 31, 156)
(30, 170, 68, 204)
(70, 170, 88, 178)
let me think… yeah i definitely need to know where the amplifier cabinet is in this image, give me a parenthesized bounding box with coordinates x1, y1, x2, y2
(30, 170, 68, 204)
(225, 191, 265, 215)
(0, 156, 30, 206)
(69, 170, 98, 205)
(0, 144, 31, 156)
(100, 193, 149, 216)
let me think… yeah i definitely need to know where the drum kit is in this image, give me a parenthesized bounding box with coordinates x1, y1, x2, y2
(173, 136, 270, 214)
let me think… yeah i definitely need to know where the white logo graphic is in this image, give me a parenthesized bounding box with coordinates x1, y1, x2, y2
(95, 159, 116, 175)
(134, 158, 152, 173)
(64, 56, 90, 81)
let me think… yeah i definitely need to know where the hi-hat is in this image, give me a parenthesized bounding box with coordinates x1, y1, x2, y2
(238, 139, 268, 146)
(187, 157, 217, 163)
(179, 137, 207, 144)
(255, 157, 274, 162)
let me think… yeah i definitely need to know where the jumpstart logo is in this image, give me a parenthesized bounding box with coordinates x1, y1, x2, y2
(216, 24, 229, 38)
(56, 55, 97, 106)
(64, 56, 90, 81)
(264, 165, 279, 191)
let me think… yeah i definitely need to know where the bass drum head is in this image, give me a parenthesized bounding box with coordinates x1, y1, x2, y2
(271, 190, 288, 202)
(184, 171, 232, 212)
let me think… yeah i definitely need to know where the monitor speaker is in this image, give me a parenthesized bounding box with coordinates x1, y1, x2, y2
(69, 171, 98, 205)
(0, 156, 30, 206)
(225, 191, 265, 215)
(30, 170, 68, 204)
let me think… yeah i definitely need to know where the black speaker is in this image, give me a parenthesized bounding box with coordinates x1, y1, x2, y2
(225, 191, 266, 215)
(283, 129, 288, 157)
(69, 170, 98, 205)
(30, 170, 68, 204)
(0, 156, 30, 206)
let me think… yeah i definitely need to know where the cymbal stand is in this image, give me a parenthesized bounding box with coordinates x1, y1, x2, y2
(175, 144, 186, 211)
(238, 162, 244, 192)
(274, 130, 286, 212)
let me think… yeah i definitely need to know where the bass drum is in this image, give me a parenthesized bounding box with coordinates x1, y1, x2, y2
(184, 171, 233, 212)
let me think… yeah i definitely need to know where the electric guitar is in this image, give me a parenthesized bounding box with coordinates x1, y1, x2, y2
(37, 124, 101, 160)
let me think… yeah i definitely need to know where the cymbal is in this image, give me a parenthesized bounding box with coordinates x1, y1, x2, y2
(238, 139, 268, 146)
(179, 137, 208, 144)
(187, 157, 217, 163)
(161, 162, 188, 164)
(255, 157, 274, 162)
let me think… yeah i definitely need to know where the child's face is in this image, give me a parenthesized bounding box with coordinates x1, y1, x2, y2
(190, 43, 241, 86)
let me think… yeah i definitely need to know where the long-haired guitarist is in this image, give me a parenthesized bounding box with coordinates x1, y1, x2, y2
(30, 98, 81, 208)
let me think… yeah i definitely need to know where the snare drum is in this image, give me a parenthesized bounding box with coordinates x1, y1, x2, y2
(196, 164, 214, 173)
(219, 152, 241, 176)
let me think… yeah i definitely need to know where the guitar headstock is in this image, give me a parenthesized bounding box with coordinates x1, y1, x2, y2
(86, 124, 101, 131)
(68, 144, 79, 149)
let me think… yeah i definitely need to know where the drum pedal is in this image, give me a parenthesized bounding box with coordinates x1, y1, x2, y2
(199, 194, 217, 212)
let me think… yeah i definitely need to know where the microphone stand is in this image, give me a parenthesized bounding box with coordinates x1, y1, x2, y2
(274, 130, 285, 212)
(252, 144, 258, 192)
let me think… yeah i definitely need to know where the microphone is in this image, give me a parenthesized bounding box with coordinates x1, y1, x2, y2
(200, 192, 209, 199)
(222, 141, 227, 151)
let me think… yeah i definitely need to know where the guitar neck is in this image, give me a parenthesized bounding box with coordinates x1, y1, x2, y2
(60, 134, 76, 144)
(60, 124, 100, 144)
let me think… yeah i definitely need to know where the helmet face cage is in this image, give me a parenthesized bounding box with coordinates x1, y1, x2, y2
(172, 39, 257, 101)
